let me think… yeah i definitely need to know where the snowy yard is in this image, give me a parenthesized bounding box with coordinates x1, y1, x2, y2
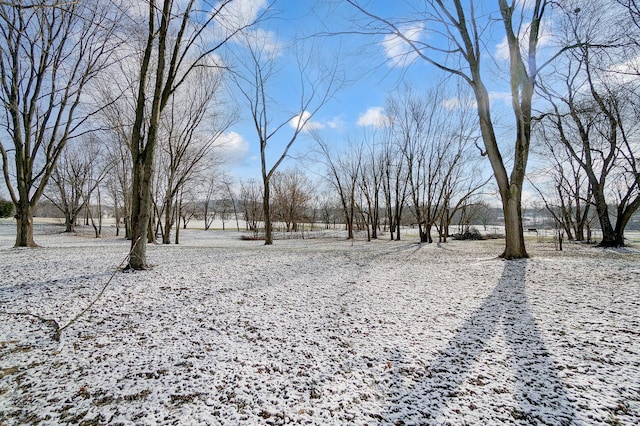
(1, 220, 639, 425)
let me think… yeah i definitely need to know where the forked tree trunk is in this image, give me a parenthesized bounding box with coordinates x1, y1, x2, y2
(14, 202, 37, 247)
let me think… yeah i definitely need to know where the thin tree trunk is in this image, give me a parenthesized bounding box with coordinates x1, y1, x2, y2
(163, 196, 172, 244)
(263, 178, 273, 245)
(174, 196, 181, 245)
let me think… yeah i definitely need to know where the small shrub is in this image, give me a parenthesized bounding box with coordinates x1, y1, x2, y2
(452, 227, 484, 240)
(0, 199, 14, 218)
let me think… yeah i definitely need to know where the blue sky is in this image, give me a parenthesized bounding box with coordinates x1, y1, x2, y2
(219, 0, 540, 187)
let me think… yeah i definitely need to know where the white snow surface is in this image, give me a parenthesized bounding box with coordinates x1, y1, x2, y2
(0, 220, 639, 425)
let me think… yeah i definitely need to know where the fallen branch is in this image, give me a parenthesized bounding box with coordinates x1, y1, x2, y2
(0, 238, 141, 342)
(0, 311, 60, 338)
(54, 237, 141, 341)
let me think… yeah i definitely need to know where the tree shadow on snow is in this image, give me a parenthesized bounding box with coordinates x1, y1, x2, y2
(384, 259, 575, 425)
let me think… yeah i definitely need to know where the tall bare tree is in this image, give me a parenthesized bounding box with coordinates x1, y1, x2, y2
(126, 0, 255, 269)
(313, 135, 362, 240)
(231, 32, 337, 245)
(0, 0, 119, 246)
(345, 0, 551, 258)
(531, 124, 592, 242)
(46, 135, 105, 233)
(537, 0, 640, 246)
(357, 139, 384, 240)
(155, 68, 229, 244)
(386, 86, 448, 243)
(379, 125, 410, 241)
(240, 178, 263, 235)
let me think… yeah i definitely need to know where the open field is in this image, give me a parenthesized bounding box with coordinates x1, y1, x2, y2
(0, 219, 639, 425)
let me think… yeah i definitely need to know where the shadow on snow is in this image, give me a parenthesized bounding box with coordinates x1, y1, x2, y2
(384, 260, 575, 425)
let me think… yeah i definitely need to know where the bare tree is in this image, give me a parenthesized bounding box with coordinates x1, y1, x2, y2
(271, 168, 313, 233)
(0, 0, 120, 246)
(530, 126, 592, 241)
(231, 32, 337, 245)
(155, 67, 229, 244)
(379, 126, 410, 241)
(344, 0, 551, 258)
(313, 134, 362, 240)
(387, 86, 448, 243)
(82, 140, 111, 239)
(47, 143, 92, 233)
(240, 178, 263, 235)
(357, 140, 384, 240)
(126, 0, 256, 269)
(201, 168, 221, 231)
(537, 0, 640, 246)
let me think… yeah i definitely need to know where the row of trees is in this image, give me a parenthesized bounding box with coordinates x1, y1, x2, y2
(344, 0, 640, 253)
(528, 0, 640, 247)
(314, 85, 490, 243)
(1, 0, 639, 266)
(0, 0, 326, 269)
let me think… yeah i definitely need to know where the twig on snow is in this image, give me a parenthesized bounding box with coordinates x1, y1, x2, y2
(0, 311, 60, 337)
(54, 237, 141, 341)
(1, 238, 141, 342)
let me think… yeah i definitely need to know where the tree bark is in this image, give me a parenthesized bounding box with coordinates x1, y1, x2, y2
(14, 202, 37, 247)
(129, 155, 154, 268)
(501, 189, 527, 259)
(163, 195, 172, 244)
(263, 178, 273, 245)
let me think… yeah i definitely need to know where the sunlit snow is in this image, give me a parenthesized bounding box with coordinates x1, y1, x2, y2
(1, 220, 639, 425)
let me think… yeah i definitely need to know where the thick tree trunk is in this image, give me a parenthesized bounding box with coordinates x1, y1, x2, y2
(591, 184, 618, 247)
(128, 158, 153, 269)
(501, 191, 528, 259)
(14, 202, 37, 247)
(598, 204, 632, 247)
(64, 213, 74, 233)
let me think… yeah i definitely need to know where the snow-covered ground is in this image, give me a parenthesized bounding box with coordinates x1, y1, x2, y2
(0, 219, 639, 425)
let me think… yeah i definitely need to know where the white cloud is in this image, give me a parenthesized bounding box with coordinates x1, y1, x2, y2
(240, 28, 282, 59)
(357, 107, 389, 128)
(217, 131, 250, 164)
(382, 24, 425, 68)
(442, 97, 478, 110)
(212, 0, 280, 56)
(327, 116, 346, 130)
(606, 55, 640, 85)
(489, 91, 513, 104)
(213, 0, 268, 30)
(496, 36, 511, 62)
(290, 111, 324, 132)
